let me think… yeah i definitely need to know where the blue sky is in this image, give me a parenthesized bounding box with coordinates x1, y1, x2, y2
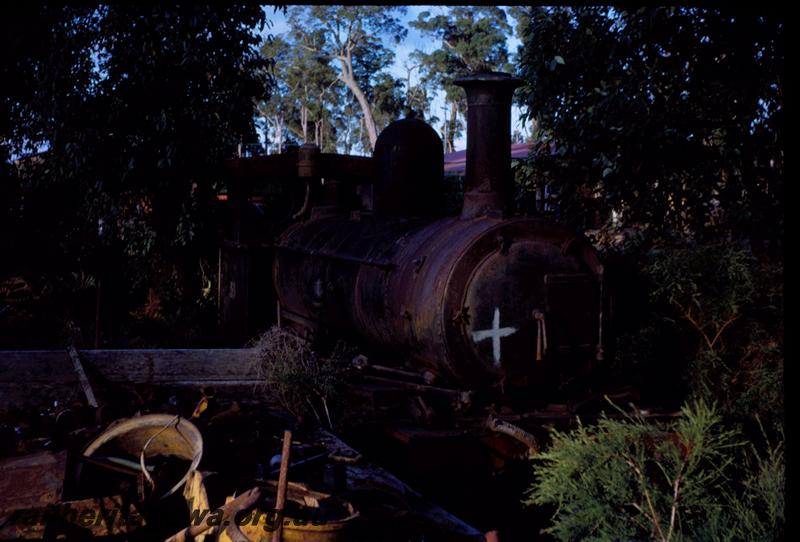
(261, 6, 526, 152)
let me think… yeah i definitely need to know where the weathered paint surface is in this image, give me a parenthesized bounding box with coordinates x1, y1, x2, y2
(471, 307, 517, 367)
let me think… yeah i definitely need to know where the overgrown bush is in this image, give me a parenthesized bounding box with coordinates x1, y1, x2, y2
(526, 400, 784, 541)
(644, 242, 783, 431)
(251, 326, 354, 430)
(597, 239, 782, 427)
(2, 6, 271, 348)
(527, 240, 784, 540)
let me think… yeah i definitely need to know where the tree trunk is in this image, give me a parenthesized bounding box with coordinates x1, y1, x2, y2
(359, 116, 365, 154)
(317, 89, 326, 149)
(271, 115, 284, 154)
(343, 118, 352, 155)
(447, 100, 458, 153)
(300, 105, 308, 143)
(338, 54, 378, 151)
(287, 124, 305, 142)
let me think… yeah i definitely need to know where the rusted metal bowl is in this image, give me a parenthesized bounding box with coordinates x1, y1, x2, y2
(80, 414, 203, 500)
(217, 480, 359, 542)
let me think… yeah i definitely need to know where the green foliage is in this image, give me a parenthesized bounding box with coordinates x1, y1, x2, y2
(727, 423, 785, 540)
(403, 65, 437, 125)
(512, 159, 538, 214)
(1, 6, 272, 346)
(260, 23, 341, 152)
(514, 11, 784, 538)
(589, 241, 783, 542)
(642, 243, 783, 429)
(411, 7, 512, 83)
(366, 73, 408, 133)
(91, 6, 270, 249)
(281, 6, 408, 153)
(410, 7, 512, 152)
(646, 243, 757, 352)
(516, 7, 783, 243)
(527, 400, 784, 541)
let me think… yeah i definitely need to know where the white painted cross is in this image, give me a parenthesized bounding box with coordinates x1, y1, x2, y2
(471, 307, 517, 367)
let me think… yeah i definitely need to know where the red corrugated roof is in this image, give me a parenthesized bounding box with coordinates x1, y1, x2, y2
(443, 143, 540, 174)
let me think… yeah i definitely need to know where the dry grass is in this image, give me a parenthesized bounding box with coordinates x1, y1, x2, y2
(249, 326, 350, 430)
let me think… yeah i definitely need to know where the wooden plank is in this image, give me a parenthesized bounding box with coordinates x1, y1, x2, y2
(0, 349, 262, 411)
(67, 346, 98, 408)
(0, 349, 259, 384)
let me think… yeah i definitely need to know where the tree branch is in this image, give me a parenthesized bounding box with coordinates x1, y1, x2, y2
(667, 473, 682, 542)
(673, 301, 715, 351)
(625, 458, 667, 541)
(710, 314, 739, 350)
(300, 44, 333, 61)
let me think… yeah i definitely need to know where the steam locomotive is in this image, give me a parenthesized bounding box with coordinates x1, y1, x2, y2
(223, 72, 605, 401)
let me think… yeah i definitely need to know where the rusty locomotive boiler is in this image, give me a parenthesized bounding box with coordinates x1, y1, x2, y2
(266, 72, 605, 395)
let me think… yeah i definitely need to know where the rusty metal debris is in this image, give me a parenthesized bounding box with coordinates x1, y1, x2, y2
(0, 450, 149, 540)
(220, 483, 360, 542)
(164, 486, 261, 542)
(359, 375, 473, 408)
(352, 355, 437, 385)
(271, 430, 292, 542)
(0, 348, 678, 542)
(0, 451, 67, 518)
(81, 414, 203, 501)
(485, 417, 540, 455)
(0, 494, 145, 539)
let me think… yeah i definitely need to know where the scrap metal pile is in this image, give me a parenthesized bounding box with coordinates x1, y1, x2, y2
(0, 346, 665, 542)
(0, 372, 486, 541)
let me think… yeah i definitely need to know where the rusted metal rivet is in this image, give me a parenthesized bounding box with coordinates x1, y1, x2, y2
(452, 306, 471, 326)
(495, 235, 512, 255)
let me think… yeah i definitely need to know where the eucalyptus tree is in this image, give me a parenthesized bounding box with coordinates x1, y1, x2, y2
(259, 35, 294, 153)
(260, 30, 341, 153)
(288, 6, 408, 151)
(402, 61, 436, 123)
(410, 6, 513, 152)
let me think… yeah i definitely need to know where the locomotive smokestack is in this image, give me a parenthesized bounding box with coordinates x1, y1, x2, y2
(454, 72, 523, 219)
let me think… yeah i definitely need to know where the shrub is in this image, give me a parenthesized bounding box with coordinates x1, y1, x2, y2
(251, 326, 353, 430)
(526, 400, 784, 541)
(644, 242, 783, 430)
